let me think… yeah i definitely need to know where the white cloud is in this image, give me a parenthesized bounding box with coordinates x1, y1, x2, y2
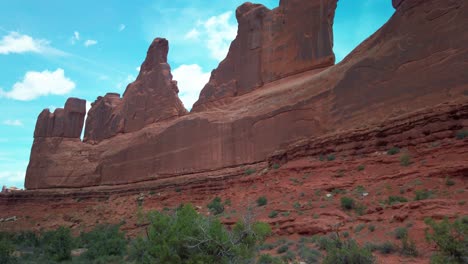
(0, 68, 76, 101)
(84, 39, 98, 47)
(136, 66, 140, 72)
(0, 32, 66, 56)
(119, 24, 126, 32)
(184, 11, 237, 60)
(0, 170, 25, 188)
(172, 64, 210, 109)
(184, 28, 200, 40)
(71, 31, 80, 45)
(98, 75, 109, 80)
(3, 120, 23, 126)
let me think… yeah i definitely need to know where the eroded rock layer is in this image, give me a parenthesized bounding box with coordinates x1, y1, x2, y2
(192, 0, 337, 111)
(25, 0, 468, 189)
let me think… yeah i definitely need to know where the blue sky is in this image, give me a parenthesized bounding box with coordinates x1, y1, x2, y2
(0, 0, 394, 188)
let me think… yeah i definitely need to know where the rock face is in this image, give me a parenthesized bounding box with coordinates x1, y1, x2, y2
(192, 0, 337, 111)
(33, 98, 86, 138)
(25, 0, 468, 189)
(83, 38, 187, 143)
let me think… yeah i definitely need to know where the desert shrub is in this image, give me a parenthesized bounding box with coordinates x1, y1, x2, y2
(414, 189, 433, 201)
(400, 154, 412, 166)
(268, 211, 278, 219)
(80, 224, 127, 260)
(394, 227, 408, 240)
(445, 177, 455, 187)
(354, 224, 366, 233)
(0, 236, 17, 264)
(327, 154, 336, 161)
(245, 168, 256, 175)
(376, 241, 397, 255)
(41, 226, 73, 262)
(276, 245, 289, 254)
(272, 164, 280, 170)
(400, 235, 419, 257)
(128, 204, 271, 264)
(368, 225, 375, 232)
(298, 244, 321, 263)
(387, 196, 408, 205)
(207, 197, 225, 215)
(455, 130, 468, 140)
(357, 165, 365, 171)
(257, 196, 267, 207)
(425, 217, 467, 263)
(322, 237, 376, 264)
(281, 250, 296, 262)
(257, 254, 284, 264)
(341, 197, 355, 210)
(387, 147, 400, 155)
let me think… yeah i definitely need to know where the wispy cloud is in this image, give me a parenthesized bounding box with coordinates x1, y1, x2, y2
(184, 11, 237, 60)
(0, 31, 68, 56)
(0, 68, 75, 101)
(118, 24, 126, 32)
(116, 75, 135, 90)
(71, 31, 80, 44)
(84, 39, 98, 47)
(3, 120, 23, 126)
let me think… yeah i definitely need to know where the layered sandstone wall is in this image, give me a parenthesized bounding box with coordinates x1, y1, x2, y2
(25, 0, 468, 189)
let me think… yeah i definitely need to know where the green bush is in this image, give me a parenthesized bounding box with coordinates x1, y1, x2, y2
(281, 250, 295, 262)
(445, 177, 455, 187)
(455, 130, 468, 140)
(298, 244, 321, 263)
(276, 245, 289, 254)
(245, 168, 256, 175)
(80, 224, 127, 260)
(257, 254, 284, 264)
(376, 241, 396, 255)
(387, 147, 400, 155)
(400, 154, 412, 166)
(0, 236, 17, 264)
(414, 189, 433, 201)
(40, 226, 73, 262)
(322, 238, 376, 264)
(394, 227, 408, 240)
(207, 197, 225, 215)
(425, 217, 467, 263)
(257, 196, 267, 207)
(387, 196, 408, 205)
(128, 204, 271, 264)
(400, 235, 418, 257)
(268, 211, 278, 219)
(341, 197, 355, 210)
(327, 154, 336, 161)
(357, 165, 365, 171)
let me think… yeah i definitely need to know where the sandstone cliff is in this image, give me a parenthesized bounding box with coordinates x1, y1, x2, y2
(192, 0, 337, 111)
(25, 0, 468, 189)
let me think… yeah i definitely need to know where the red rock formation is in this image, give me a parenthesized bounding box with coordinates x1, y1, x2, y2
(33, 98, 86, 138)
(192, 0, 337, 111)
(83, 38, 187, 143)
(25, 0, 467, 189)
